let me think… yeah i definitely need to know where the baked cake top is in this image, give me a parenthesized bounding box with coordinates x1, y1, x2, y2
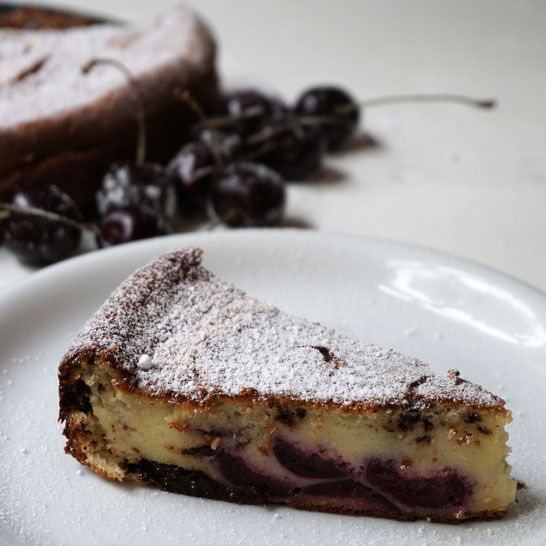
(0, 6, 213, 130)
(61, 248, 504, 411)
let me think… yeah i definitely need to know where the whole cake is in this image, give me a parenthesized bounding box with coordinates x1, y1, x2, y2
(58, 248, 517, 522)
(0, 6, 219, 208)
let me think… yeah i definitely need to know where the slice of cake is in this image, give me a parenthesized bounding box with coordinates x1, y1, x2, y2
(58, 248, 517, 522)
(0, 6, 219, 208)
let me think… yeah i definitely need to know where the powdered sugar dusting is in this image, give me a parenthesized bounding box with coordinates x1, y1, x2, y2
(137, 354, 154, 370)
(63, 248, 502, 408)
(0, 6, 207, 128)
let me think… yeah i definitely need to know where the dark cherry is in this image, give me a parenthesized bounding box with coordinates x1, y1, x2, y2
(365, 458, 469, 509)
(167, 141, 216, 215)
(3, 185, 81, 265)
(217, 450, 291, 497)
(259, 121, 326, 180)
(97, 205, 167, 247)
(209, 162, 285, 228)
(96, 162, 176, 219)
(224, 89, 287, 135)
(189, 126, 242, 162)
(273, 437, 347, 479)
(294, 86, 360, 150)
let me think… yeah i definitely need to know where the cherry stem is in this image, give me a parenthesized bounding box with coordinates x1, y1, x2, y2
(337, 93, 496, 113)
(245, 120, 297, 147)
(82, 58, 147, 165)
(0, 202, 100, 236)
(175, 89, 224, 171)
(199, 105, 264, 130)
(188, 93, 495, 133)
(185, 165, 216, 185)
(175, 92, 497, 185)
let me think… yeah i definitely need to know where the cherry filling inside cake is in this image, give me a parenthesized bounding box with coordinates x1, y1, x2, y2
(59, 249, 516, 523)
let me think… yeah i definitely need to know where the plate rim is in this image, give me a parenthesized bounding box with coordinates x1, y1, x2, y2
(1, 228, 545, 545)
(1, 229, 545, 307)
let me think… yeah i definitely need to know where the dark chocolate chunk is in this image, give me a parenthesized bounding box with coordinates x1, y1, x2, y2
(397, 411, 421, 432)
(59, 378, 91, 415)
(464, 412, 482, 424)
(181, 445, 217, 457)
(275, 406, 307, 427)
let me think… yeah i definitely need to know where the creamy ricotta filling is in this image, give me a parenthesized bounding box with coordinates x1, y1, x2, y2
(82, 365, 516, 517)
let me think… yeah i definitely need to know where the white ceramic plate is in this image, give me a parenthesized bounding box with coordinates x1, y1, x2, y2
(1, 230, 545, 546)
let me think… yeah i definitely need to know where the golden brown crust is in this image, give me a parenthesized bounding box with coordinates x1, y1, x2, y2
(61, 415, 89, 466)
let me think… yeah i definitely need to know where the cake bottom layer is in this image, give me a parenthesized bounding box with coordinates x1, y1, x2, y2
(127, 459, 506, 523)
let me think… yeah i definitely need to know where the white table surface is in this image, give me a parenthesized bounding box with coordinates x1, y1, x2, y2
(2, 0, 545, 293)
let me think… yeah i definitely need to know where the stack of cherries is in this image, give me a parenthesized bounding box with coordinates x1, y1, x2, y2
(0, 85, 360, 266)
(0, 75, 493, 267)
